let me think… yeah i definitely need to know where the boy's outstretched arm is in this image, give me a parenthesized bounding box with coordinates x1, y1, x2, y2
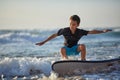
(88, 29, 112, 34)
(35, 33, 58, 46)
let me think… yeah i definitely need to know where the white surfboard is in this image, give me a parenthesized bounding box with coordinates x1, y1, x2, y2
(52, 58, 120, 76)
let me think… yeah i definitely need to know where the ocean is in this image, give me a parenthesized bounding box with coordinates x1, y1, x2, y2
(0, 27, 120, 80)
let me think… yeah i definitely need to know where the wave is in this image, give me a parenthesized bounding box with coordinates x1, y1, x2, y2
(0, 57, 120, 80)
(0, 57, 52, 77)
(0, 29, 120, 44)
(0, 30, 57, 44)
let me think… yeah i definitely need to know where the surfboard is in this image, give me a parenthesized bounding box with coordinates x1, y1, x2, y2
(52, 58, 120, 76)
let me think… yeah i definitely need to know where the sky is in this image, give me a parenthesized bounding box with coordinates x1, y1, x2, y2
(0, 0, 120, 30)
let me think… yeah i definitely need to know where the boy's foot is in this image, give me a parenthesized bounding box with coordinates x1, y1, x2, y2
(78, 58, 86, 61)
(61, 58, 68, 60)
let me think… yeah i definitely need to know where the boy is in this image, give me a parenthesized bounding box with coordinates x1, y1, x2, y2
(36, 15, 111, 60)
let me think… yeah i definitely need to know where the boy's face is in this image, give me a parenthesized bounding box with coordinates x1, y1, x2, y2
(70, 19, 79, 29)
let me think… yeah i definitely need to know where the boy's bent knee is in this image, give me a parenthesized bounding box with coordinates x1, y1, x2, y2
(80, 44, 85, 47)
(79, 44, 86, 50)
(61, 48, 66, 51)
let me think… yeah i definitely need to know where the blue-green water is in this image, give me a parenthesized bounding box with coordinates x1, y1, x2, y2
(0, 28, 120, 80)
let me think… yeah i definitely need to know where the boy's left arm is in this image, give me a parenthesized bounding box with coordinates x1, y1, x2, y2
(88, 29, 112, 34)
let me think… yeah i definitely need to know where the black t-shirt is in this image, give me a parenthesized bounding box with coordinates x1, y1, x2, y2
(57, 27, 89, 48)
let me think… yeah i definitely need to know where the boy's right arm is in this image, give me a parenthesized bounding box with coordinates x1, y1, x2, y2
(35, 33, 58, 46)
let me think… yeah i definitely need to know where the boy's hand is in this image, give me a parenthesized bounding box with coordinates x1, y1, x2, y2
(35, 41, 45, 46)
(103, 29, 112, 33)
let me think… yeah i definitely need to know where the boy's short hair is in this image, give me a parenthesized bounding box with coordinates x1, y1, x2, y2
(70, 15, 80, 25)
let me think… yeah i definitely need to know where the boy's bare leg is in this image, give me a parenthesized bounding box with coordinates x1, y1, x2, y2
(78, 44, 86, 60)
(60, 48, 68, 59)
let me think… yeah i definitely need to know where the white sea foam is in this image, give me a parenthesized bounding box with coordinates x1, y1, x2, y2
(0, 57, 52, 76)
(0, 33, 13, 38)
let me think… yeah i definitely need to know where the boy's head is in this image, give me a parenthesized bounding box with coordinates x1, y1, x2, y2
(70, 15, 80, 29)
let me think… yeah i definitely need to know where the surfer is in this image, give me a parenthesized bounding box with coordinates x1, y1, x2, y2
(36, 15, 111, 60)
